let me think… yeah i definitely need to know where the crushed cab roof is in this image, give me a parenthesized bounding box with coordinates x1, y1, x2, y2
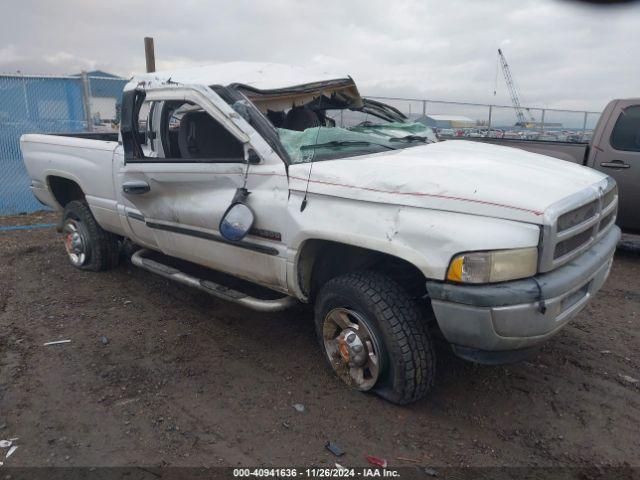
(126, 61, 354, 92)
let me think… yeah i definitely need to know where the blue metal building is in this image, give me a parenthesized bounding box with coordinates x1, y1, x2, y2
(0, 72, 127, 215)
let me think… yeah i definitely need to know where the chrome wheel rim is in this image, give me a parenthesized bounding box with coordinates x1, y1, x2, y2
(322, 307, 381, 391)
(63, 220, 87, 266)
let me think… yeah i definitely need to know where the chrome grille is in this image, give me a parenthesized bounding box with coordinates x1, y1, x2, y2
(598, 210, 616, 232)
(539, 178, 617, 272)
(602, 185, 617, 209)
(557, 200, 598, 232)
(554, 228, 593, 259)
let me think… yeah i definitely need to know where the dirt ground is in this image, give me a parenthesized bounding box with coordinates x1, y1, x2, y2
(0, 211, 639, 469)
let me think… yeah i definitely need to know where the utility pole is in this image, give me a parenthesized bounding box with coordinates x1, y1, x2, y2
(80, 70, 94, 132)
(144, 37, 156, 73)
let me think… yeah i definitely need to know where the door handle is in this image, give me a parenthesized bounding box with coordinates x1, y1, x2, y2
(600, 160, 630, 169)
(122, 181, 150, 194)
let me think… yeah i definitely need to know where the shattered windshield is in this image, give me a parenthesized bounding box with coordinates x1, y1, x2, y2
(273, 104, 437, 164)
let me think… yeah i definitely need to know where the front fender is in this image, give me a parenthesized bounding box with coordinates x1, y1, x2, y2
(286, 192, 541, 298)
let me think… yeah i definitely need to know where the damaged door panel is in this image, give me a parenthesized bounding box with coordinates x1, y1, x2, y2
(116, 83, 290, 290)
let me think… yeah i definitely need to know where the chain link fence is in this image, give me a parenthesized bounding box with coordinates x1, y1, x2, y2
(0, 75, 601, 216)
(365, 96, 601, 142)
(0, 73, 126, 215)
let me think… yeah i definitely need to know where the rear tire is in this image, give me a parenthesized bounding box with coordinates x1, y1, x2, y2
(61, 200, 120, 271)
(314, 271, 435, 404)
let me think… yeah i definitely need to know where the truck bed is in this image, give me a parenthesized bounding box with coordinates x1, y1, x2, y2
(50, 131, 119, 142)
(20, 133, 120, 218)
(449, 137, 589, 164)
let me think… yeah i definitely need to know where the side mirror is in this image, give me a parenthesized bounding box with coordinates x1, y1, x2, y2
(247, 149, 261, 165)
(219, 188, 255, 242)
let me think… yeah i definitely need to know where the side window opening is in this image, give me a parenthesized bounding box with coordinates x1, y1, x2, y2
(137, 101, 153, 155)
(171, 103, 244, 160)
(133, 99, 245, 162)
(610, 105, 640, 153)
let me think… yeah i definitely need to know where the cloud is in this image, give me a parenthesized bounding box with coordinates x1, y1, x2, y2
(43, 51, 98, 72)
(0, 45, 23, 66)
(0, 0, 638, 111)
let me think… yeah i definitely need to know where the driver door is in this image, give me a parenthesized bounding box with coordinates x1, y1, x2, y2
(115, 84, 290, 290)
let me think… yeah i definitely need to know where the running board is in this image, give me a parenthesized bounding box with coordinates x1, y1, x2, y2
(131, 249, 298, 312)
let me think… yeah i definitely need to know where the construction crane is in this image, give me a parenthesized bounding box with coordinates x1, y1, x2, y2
(496, 48, 536, 127)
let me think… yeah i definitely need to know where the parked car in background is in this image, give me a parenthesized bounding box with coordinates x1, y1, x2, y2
(436, 128, 456, 137)
(464, 128, 484, 138)
(20, 63, 620, 404)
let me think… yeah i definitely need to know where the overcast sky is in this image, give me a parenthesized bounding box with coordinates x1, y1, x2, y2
(1, 0, 638, 112)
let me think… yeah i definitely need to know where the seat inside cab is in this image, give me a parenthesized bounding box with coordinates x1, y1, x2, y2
(176, 110, 244, 160)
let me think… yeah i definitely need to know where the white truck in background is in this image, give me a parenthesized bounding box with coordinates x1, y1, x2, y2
(21, 63, 620, 404)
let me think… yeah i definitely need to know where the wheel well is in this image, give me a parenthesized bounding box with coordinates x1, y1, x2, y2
(48, 176, 85, 207)
(298, 240, 428, 301)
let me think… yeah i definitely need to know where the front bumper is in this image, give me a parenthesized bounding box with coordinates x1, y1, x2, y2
(425, 226, 620, 358)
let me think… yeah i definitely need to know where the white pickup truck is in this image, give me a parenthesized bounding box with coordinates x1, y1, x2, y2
(21, 63, 620, 404)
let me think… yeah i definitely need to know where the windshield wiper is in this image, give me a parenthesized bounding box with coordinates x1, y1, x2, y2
(300, 140, 396, 150)
(389, 135, 431, 143)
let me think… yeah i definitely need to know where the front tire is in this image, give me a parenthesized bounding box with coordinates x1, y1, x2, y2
(314, 271, 435, 404)
(61, 200, 120, 271)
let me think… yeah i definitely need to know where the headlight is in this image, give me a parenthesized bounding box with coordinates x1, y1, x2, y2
(446, 247, 538, 284)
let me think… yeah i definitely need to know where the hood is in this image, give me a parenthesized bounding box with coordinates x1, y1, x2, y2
(288, 140, 607, 224)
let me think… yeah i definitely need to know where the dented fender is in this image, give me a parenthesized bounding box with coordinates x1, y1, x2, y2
(285, 189, 540, 300)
